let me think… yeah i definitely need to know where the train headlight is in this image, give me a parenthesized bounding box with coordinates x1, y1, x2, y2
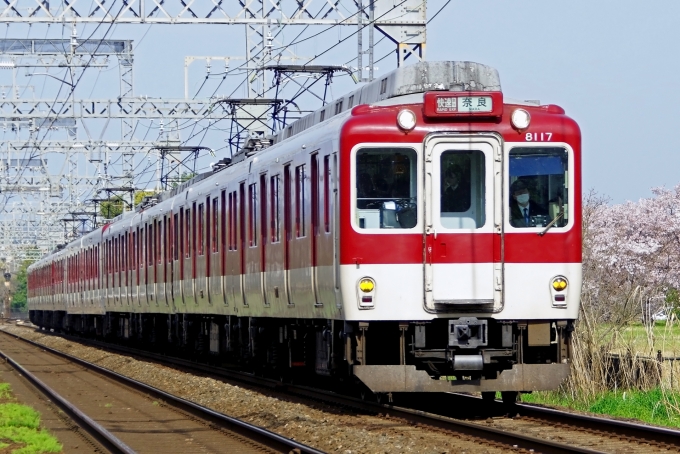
(397, 109, 417, 131)
(552, 277, 568, 291)
(359, 278, 375, 293)
(511, 108, 531, 130)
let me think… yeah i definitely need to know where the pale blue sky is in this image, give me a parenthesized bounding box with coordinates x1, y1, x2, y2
(3, 1, 677, 203)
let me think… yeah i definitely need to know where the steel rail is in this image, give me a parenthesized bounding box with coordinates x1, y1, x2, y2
(0, 330, 324, 454)
(436, 392, 680, 450)
(0, 347, 136, 454)
(26, 327, 680, 451)
(14, 329, 607, 454)
(513, 400, 680, 448)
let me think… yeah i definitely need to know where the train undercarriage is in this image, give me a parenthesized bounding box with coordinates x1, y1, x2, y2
(29, 310, 573, 395)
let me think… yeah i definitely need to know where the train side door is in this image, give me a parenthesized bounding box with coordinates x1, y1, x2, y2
(174, 209, 184, 307)
(283, 165, 293, 306)
(209, 195, 224, 305)
(195, 199, 208, 305)
(423, 135, 503, 311)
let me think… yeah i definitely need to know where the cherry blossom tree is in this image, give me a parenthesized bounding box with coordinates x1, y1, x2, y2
(582, 186, 680, 322)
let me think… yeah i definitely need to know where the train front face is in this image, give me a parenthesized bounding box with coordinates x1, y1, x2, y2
(339, 93, 582, 393)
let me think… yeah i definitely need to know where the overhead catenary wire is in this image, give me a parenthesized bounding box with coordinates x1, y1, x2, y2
(0, 1, 129, 216)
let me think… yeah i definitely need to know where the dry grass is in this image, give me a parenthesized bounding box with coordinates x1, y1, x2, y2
(527, 287, 680, 426)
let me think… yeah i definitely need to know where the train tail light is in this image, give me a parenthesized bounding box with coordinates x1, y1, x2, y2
(550, 276, 568, 308)
(551, 277, 568, 291)
(357, 277, 376, 309)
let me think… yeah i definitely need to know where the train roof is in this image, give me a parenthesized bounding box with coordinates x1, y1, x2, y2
(274, 61, 501, 145)
(30, 61, 505, 267)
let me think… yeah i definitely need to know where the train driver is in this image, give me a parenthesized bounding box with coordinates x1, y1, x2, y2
(510, 179, 548, 228)
(441, 167, 470, 213)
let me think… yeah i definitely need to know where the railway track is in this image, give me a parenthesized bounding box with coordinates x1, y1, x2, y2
(0, 329, 322, 454)
(8, 324, 680, 453)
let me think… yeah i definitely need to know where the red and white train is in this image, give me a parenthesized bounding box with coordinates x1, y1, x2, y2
(28, 61, 581, 399)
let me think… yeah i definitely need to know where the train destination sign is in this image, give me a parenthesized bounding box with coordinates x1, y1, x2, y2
(435, 96, 493, 113)
(423, 91, 503, 118)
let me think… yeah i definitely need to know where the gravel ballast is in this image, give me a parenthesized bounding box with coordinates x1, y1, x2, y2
(1, 324, 507, 453)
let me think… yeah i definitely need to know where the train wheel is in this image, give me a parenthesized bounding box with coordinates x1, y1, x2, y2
(481, 391, 497, 403)
(501, 391, 518, 406)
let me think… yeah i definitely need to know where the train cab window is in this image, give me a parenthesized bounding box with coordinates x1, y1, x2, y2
(440, 150, 486, 229)
(355, 148, 417, 229)
(508, 147, 569, 229)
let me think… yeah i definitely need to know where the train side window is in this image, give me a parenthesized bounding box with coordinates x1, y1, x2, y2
(175, 208, 184, 258)
(220, 191, 227, 254)
(355, 147, 418, 229)
(157, 219, 163, 264)
(270, 175, 280, 243)
(228, 193, 233, 250)
(323, 156, 330, 233)
(192, 203, 197, 259)
(133, 229, 138, 271)
(508, 147, 569, 229)
(148, 224, 153, 268)
(174, 213, 180, 261)
(198, 203, 205, 256)
(239, 184, 246, 254)
(127, 232, 132, 272)
(185, 208, 191, 258)
(114, 238, 119, 274)
(311, 154, 319, 237)
(230, 191, 238, 250)
(248, 183, 257, 247)
(147, 224, 153, 269)
(295, 164, 306, 237)
(95, 247, 99, 287)
(123, 233, 128, 277)
(259, 174, 267, 247)
(138, 226, 144, 270)
(152, 220, 157, 265)
(212, 197, 219, 253)
(165, 217, 171, 264)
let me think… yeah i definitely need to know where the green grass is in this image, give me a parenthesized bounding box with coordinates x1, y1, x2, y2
(0, 386, 62, 453)
(521, 388, 680, 428)
(596, 322, 680, 355)
(0, 384, 13, 400)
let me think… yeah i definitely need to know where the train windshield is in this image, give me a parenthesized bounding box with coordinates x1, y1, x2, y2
(355, 148, 418, 229)
(508, 147, 569, 229)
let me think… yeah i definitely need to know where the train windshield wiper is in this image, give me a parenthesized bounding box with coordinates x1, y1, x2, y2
(538, 210, 565, 237)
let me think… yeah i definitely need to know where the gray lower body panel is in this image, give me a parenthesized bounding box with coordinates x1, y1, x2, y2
(353, 364, 570, 393)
